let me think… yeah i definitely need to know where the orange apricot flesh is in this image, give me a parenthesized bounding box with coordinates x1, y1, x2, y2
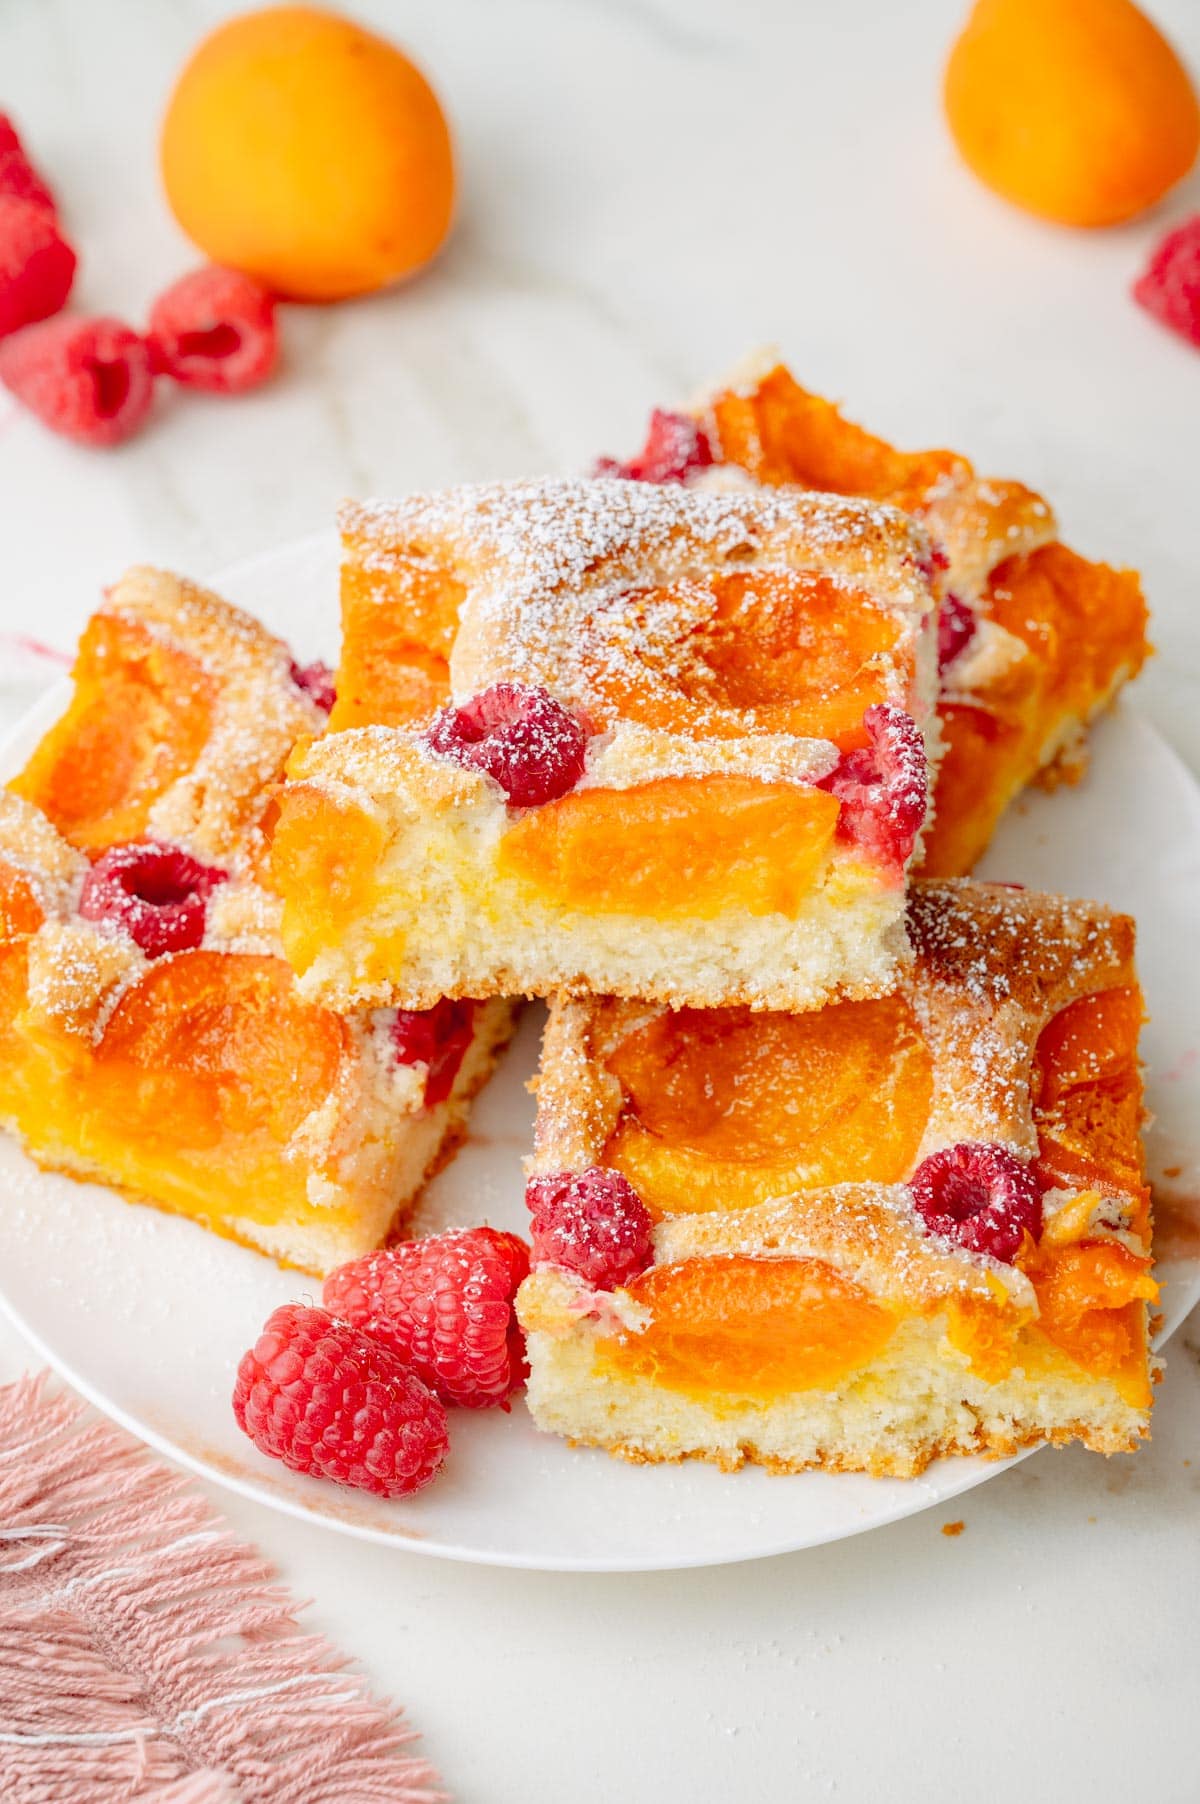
(43, 953, 351, 1228)
(268, 783, 388, 977)
(498, 776, 840, 921)
(588, 568, 903, 749)
(707, 364, 964, 505)
(1024, 1240, 1157, 1407)
(334, 543, 462, 729)
(601, 1255, 897, 1400)
(0, 861, 43, 1047)
(1032, 987, 1147, 1230)
(10, 614, 216, 852)
(603, 996, 932, 1216)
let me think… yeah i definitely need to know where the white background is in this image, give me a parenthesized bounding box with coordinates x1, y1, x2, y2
(2, 2, 1199, 1799)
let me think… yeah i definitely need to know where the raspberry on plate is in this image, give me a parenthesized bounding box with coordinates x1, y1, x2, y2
(0, 315, 154, 446)
(526, 1167, 654, 1291)
(148, 265, 278, 393)
(233, 1303, 449, 1498)
(1133, 214, 1200, 349)
(78, 841, 227, 958)
(0, 195, 75, 338)
(425, 682, 589, 808)
(910, 1141, 1043, 1265)
(323, 1226, 531, 1409)
(817, 703, 928, 874)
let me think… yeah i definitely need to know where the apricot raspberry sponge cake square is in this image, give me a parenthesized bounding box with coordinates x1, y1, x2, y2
(516, 880, 1157, 1477)
(270, 476, 942, 1016)
(598, 356, 1150, 879)
(0, 566, 515, 1276)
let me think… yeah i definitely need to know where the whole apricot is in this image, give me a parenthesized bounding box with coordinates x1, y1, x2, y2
(160, 5, 455, 301)
(944, 0, 1199, 227)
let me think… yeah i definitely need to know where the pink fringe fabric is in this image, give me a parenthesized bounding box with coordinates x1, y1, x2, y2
(0, 1375, 446, 1804)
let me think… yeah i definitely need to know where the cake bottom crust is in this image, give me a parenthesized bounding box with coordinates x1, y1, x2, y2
(521, 1310, 1156, 1480)
(573, 1415, 1145, 1481)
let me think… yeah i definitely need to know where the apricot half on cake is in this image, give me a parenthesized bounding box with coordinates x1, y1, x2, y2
(602, 997, 933, 1216)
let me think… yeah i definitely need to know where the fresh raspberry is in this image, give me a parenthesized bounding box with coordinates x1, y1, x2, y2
(78, 841, 226, 957)
(0, 150, 57, 216)
(323, 1227, 530, 1410)
(0, 197, 75, 338)
(910, 1142, 1042, 1265)
(937, 592, 977, 672)
(0, 315, 153, 446)
(148, 266, 278, 393)
(425, 682, 588, 807)
(289, 658, 336, 714)
(1133, 215, 1200, 349)
(233, 1303, 449, 1497)
(0, 117, 20, 159)
(594, 408, 715, 484)
(526, 1167, 654, 1290)
(817, 703, 928, 872)
(389, 997, 479, 1106)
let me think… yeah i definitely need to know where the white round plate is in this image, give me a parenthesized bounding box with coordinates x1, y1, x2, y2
(2, 534, 1198, 1571)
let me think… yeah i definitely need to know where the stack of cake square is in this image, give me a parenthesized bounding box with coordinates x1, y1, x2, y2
(0, 358, 1156, 1478)
(267, 437, 1156, 1477)
(0, 568, 516, 1275)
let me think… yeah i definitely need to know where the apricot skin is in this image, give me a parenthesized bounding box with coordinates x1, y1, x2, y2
(944, 0, 1200, 227)
(161, 6, 455, 301)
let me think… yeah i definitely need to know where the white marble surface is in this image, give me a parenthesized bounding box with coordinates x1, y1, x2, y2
(2, 1, 1199, 1799)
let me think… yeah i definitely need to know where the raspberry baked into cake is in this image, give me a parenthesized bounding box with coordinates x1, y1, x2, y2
(517, 881, 1156, 1475)
(271, 477, 941, 1014)
(597, 357, 1150, 877)
(0, 568, 514, 1274)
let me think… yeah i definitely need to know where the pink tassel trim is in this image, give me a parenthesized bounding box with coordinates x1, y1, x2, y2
(0, 1374, 447, 1803)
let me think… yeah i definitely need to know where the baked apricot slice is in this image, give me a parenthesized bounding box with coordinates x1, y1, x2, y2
(1026, 1240, 1157, 1407)
(604, 996, 932, 1216)
(94, 952, 347, 1146)
(602, 1254, 896, 1400)
(334, 546, 462, 729)
(707, 364, 964, 503)
(587, 569, 903, 749)
(1033, 988, 1146, 1210)
(0, 860, 42, 1042)
(11, 613, 215, 851)
(986, 543, 1149, 728)
(498, 776, 840, 920)
(268, 783, 388, 977)
(918, 703, 1025, 877)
